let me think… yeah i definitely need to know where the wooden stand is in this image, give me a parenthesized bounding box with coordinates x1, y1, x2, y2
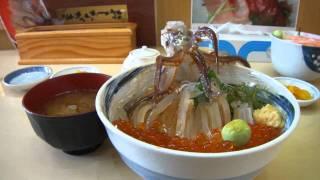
(16, 23, 136, 64)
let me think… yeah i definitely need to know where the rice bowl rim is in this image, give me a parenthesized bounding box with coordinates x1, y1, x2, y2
(96, 64, 300, 158)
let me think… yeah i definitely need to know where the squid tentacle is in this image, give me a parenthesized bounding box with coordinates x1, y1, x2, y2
(189, 46, 217, 101)
(154, 51, 184, 103)
(194, 26, 220, 73)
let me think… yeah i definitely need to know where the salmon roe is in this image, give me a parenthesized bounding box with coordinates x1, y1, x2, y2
(113, 120, 282, 153)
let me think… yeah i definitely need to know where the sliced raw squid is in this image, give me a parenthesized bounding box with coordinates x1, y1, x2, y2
(233, 102, 254, 124)
(176, 85, 194, 137)
(146, 92, 179, 126)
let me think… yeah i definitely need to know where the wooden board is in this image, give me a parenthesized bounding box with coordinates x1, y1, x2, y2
(0, 30, 14, 50)
(44, 0, 156, 46)
(55, 5, 128, 24)
(296, 0, 320, 35)
(18, 58, 124, 64)
(16, 23, 136, 64)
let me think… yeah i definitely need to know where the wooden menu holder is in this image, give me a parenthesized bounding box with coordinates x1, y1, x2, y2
(16, 23, 136, 64)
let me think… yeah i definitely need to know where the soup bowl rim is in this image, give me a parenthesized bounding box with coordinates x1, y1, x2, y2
(23, 72, 110, 119)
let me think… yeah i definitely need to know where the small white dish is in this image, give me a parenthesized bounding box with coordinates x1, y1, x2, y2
(51, 66, 100, 78)
(274, 77, 320, 107)
(2, 66, 53, 95)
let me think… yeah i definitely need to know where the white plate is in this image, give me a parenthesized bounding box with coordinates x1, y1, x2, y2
(51, 66, 100, 78)
(2, 66, 53, 94)
(274, 77, 320, 107)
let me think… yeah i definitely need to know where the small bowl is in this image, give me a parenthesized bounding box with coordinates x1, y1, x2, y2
(2, 66, 52, 94)
(270, 31, 320, 81)
(274, 77, 320, 107)
(23, 73, 110, 155)
(51, 66, 100, 78)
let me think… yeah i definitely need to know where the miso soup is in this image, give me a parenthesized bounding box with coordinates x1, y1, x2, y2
(44, 89, 97, 116)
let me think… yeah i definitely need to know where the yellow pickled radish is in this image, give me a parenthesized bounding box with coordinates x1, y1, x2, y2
(286, 85, 312, 100)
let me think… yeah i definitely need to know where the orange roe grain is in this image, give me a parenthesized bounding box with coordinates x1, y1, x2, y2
(113, 120, 282, 153)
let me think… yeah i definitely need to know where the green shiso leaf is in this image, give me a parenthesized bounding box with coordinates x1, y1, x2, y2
(192, 70, 267, 109)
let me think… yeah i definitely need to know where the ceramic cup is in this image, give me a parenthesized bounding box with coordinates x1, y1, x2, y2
(271, 32, 320, 81)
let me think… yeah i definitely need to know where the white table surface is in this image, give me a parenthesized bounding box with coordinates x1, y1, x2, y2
(0, 50, 319, 180)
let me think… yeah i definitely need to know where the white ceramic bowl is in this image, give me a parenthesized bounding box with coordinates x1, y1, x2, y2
(270, 31, 320, 81)
(96, 64, 300, 180)
(274, 77, 320, 107)
(51, 66, 100, 78)
(2, 66, 53, 95)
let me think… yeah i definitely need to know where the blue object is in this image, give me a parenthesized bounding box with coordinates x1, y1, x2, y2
(4, 66, 52, 85)
(198, 40, 271, 60)
(219, 40, 237, 56)
(238, 41, 271, 59)
(197, 40, 211, 48)
(197, 40, 237, 56)
(302, 46, 320, 73)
